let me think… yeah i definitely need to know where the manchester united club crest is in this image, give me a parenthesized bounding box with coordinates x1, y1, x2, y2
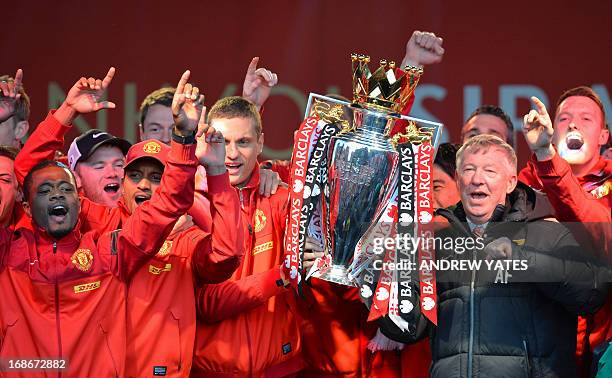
(591, 180, 611, 199)
(253, 209, 267, 233)
(157, 240, 173, 257)
(143, 141, 162, 154)
(71, 249, 94, 272)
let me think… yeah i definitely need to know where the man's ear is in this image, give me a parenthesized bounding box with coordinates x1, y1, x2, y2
(14, 120, 29, 141)
(22, 200, 31, 218)
(15, 187, 23, 203)
(258, 133, 265, 155)
(73, 169, 83, 189)
(507, 174, 518, 194)
(139, 123, 145, 141)
(598, 126, 610, 146)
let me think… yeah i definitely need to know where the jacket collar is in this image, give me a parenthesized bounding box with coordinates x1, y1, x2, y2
(117, 198, 131, 220)
(238, 163, 261, 192)
(30, 218, 83, 248)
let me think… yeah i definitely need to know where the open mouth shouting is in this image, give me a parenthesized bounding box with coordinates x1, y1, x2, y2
(134, 193, 151, 206)
(469, 190, 489, 202)
(104, 183, 120, 194)
(225, 162, 243, 175)
(48, 204, 69, 223)
(565, 131, 584, 150)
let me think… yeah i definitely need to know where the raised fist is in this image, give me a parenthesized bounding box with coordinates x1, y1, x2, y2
(401, 31, 445, 68)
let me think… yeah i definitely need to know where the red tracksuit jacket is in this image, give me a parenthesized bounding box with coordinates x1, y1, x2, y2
(519, 152, 612, 373)
(14, 112, 244, 377)
(125, 171, 243, 378)
(191, 166, 303, 377)
(0, 140, 198, 377)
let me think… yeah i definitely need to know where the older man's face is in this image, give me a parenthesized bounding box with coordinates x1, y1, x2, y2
(457, 146, 517, 224)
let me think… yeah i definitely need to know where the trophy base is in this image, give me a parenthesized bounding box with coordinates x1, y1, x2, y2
(315, 264, 358, 287)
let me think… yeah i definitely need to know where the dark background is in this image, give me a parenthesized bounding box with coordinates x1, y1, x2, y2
(2, 0, 610, 164)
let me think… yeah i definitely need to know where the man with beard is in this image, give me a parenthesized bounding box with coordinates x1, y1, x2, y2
(67, 129, 131, 207)
(0, 68, 203, 376)
(15, 69, 244, 377)
(520, 88, 612, 376)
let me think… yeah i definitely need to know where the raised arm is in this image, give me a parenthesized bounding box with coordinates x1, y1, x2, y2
(112, 70, 202, 280)
(15, 68, 116, 185)
(190, 112, 244, 283)
(522, 96, 612, 260)
(242, 57, 278, 112)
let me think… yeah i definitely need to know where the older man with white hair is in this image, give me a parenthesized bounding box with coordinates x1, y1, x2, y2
(379, 134, 608, 378)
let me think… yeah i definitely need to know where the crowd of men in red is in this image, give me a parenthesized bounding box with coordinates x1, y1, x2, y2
(0, 30, 609, 377)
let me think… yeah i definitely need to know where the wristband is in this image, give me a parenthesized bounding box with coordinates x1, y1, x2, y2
(172, 129, 196, 145)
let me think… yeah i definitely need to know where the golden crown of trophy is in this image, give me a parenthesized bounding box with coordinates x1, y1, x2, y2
(351, 53, 423, 113)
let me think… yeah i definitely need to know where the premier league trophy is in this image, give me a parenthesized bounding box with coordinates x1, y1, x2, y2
(284, 54, 442, 294)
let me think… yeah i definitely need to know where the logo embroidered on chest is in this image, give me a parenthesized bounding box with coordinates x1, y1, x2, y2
(71, 248, 93, 272)
(149, 264, 172, 275)
(156, 240, 173, 257)
(253, 241, 273, 255)
(253, 209, 267, 233)
(74, 280, 101, 294)
(591, 180, 612, 199)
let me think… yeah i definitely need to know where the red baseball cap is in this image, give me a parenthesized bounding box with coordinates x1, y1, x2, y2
(125, 139, 170, 169)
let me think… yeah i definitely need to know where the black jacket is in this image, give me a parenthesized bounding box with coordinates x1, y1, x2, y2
(380, 184, 609, 378)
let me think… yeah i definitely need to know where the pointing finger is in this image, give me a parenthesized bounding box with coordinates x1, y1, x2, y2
(101, 67, 115, 90)
(530, 96, 548, 116)
(175, 70, 190, 96)
(196, 106, 208, 138)
(172, 70, 190, 111)
(247, 57, 259, 74)
(13, 69, 23, 90)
